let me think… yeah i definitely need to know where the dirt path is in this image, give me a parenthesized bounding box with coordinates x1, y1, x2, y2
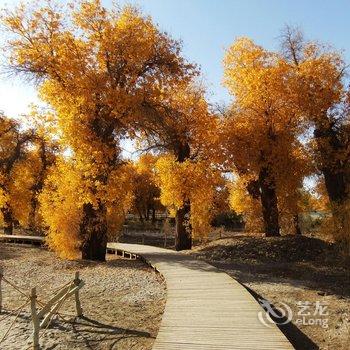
(0, 243, 166, 350)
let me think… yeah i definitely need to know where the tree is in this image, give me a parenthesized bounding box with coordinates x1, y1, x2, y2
(228, 175, 264, 232)
(2, 0, 193, 259)
(130, 154, 163, 223)
(39, 157, 134, 259)
(134, 82, 219, 249)
(281, 26, 350, 244)
(155, 154, 222, 244)
(0, 113, 35, 234)
(222, 37, 309, 236)
(25, 111, 59, 232)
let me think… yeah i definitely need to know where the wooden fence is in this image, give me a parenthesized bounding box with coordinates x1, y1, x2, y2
(0, 270, 84, 350)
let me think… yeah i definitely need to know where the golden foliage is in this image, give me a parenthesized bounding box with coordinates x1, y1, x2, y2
(156, 155, 222, 238)
(39, 160, 82, 259)
(105, 163, 135, 237)
(2, 0, 195, 257)
(222, 38, 313, 233)
(228, 176, 263, 232)
(0, 114, 39, 229)
(39, 158, 134, 259)
(130, 154, 162, 219)
(2, 2, 349, 254)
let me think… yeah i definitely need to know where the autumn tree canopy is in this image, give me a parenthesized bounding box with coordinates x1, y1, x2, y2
(130, 154, 163, 223)
(222, 37, 311, 236)
(280, 27, 350, 242)
(0, 113, 34, 234)
(134, 81, 221, 249)
(1, 1, 349, 259)
(222, 29, 349, 245)
(2, 0, 195, 259)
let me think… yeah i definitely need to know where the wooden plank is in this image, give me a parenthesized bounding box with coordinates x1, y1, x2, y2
(37, 282, 75, 318)
(40, 281, 85, 328)
(107, 243, 294, 350)
(0, 234, 44, 246)
(1, 236, 294, 349)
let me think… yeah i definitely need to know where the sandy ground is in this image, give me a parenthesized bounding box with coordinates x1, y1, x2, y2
(0, 243, 166, 350)
(189, 234, 350, 350)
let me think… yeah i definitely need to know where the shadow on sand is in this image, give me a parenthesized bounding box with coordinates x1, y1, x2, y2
(66, 315, 152, 350)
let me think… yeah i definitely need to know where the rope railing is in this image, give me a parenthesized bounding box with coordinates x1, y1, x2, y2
(0, 268, 84, 350)
(0, 299, 30, 344)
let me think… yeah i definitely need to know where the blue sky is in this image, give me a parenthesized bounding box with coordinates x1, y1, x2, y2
(1, 0, 350, 118)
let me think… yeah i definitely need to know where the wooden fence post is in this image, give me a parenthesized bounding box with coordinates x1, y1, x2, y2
(0, 267, 3, 314)
(74, 272, 83, 317)
(30, 287, 40, 350)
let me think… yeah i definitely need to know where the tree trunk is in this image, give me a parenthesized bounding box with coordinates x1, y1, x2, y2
(322, 166, 347, 205)
(174, 142, 193, 250)
(323, 171, 349, 239)
(28, 139, 48, 233)
(137, 207, 144, 223)
(314, 120, 349, 235)
(314, 118, 347, 204)
(2, 205, 13, 235)
(152, 208, 156, 224)
(259, 167, 280, 237)
(80, 202, 107, 261)
(294, 214, 302, 235)
(175, 201, 192, 250)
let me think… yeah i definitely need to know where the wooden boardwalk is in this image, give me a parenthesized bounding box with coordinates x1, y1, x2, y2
(0, 234, 44, 245)
(0, 235, 294, 349)
(108, 243, 294, 350)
